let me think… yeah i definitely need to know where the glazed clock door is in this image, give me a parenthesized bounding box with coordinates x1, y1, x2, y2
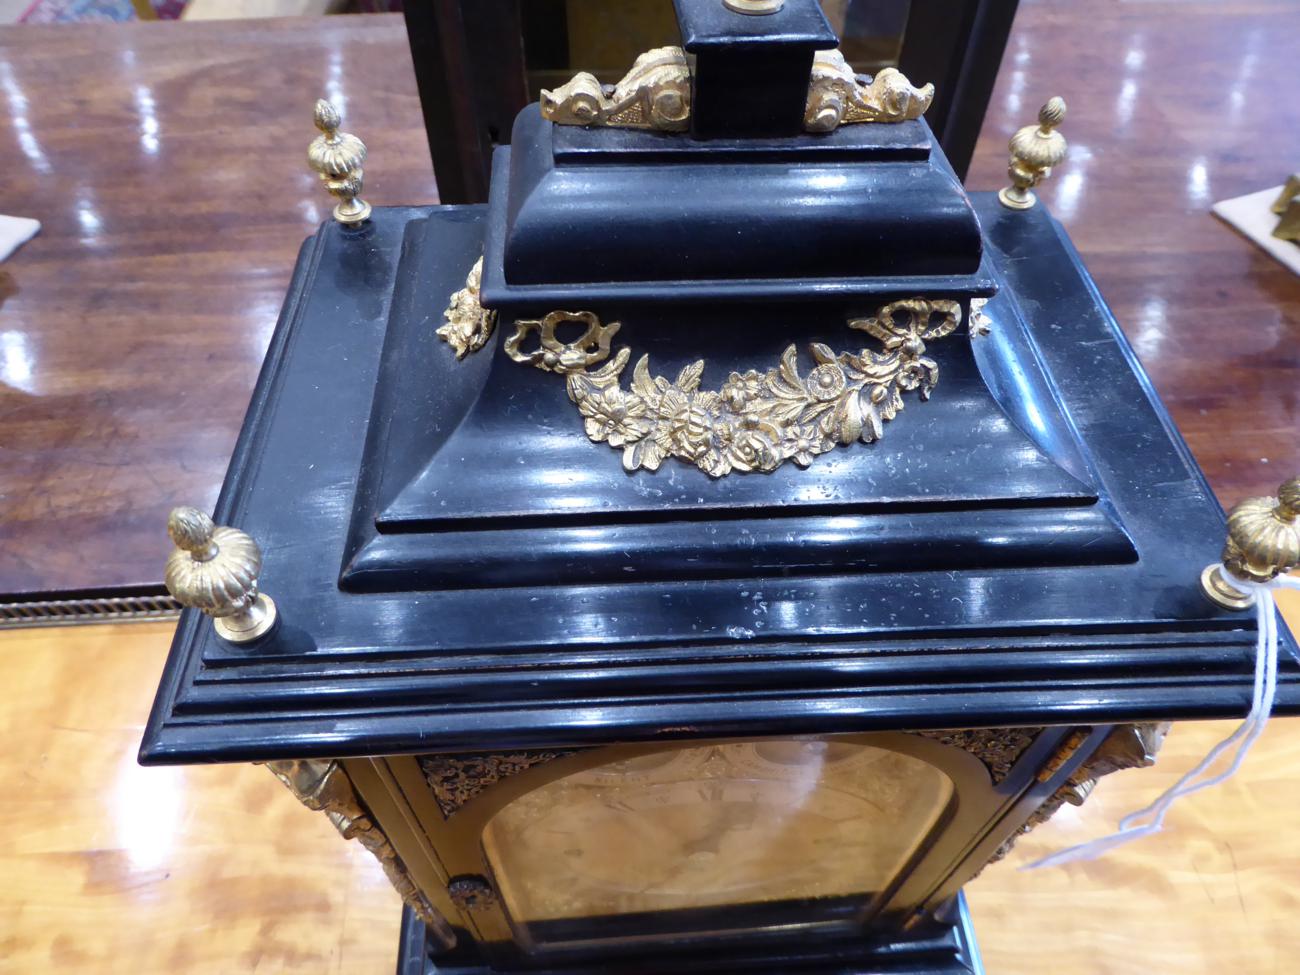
(480, 738, 954, 950)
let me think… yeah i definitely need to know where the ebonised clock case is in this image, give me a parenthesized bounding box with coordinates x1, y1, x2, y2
(140, 195, 1298, 769)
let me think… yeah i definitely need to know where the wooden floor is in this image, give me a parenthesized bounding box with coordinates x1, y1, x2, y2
(1, 594, 1297, 973)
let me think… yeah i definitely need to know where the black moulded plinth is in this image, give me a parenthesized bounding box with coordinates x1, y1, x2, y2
(394, 896, 985, 975)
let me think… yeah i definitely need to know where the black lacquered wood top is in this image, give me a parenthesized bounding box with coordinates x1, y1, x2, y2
(672, 0, 838, 138)
(140, 195, 1297, 766)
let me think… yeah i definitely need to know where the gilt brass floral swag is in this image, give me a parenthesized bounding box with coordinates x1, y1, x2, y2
(438, 267, 961, 478)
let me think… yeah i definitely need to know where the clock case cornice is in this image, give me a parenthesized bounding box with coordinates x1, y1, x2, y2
(140, 198, 1298, 767)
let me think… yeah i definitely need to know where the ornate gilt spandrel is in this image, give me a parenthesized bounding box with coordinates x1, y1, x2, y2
(985, 722, 1170, 865)
(909, 727, 1042, 786)
(265, 759, 457, 948)
(417, 751, 578, 819)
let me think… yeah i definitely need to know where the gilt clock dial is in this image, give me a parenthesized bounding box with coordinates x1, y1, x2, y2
(481, 739, 953, 936)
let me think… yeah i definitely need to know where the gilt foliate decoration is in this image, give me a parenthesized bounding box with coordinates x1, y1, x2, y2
(266, 759, 457, 948)
(984, 723, 1169, 867)
(541, 46, 691, 132)
(418, 751, 577, 819)
(910, 728, 1042, 786)
(541, 46, 931, 134)
(437, 258, 497, 359)
(804, 51, 934, 131)
(496, 299, 960, 479)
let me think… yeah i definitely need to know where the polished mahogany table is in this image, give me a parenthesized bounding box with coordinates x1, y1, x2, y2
(0, 2, 1297, 597)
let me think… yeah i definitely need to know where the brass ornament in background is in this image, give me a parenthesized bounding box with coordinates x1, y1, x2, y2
(163, 506, 277, 643)
(541, 46, 931, 134)
(1270, 174, 1300, 242)
(1201, 477, 1300, 610)
(266, 760, 457, 948)
(998, 97, 1068, 211)
(307, 99, 371, 225)
(501, 299, 961, 478)
(417, 750, 578, 819)
(804, 52, 934, 131)
(437, 258, 498, 359)
(541, 47, 691, 132)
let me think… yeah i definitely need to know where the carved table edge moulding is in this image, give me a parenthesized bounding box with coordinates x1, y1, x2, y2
(539, 45, 933, 134)
(438, 265, 962, 479)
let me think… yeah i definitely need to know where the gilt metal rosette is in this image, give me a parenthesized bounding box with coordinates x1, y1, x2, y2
(437, 263, 962, 479)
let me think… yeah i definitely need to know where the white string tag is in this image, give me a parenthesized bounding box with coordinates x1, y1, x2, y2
(1023, 566, 1299, 870)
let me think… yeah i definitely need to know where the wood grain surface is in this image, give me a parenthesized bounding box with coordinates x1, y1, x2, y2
(0, 15, 437, 596)
(1, 586, 1296, 973)
(964, 0, 1300, 514)
(0, 1, 1298, 595)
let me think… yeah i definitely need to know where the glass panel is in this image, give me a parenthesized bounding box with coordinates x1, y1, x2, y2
(481, 739, 952, 945)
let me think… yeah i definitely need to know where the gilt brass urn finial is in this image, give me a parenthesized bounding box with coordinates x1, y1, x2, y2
(308, 99, 371, 225)
(1201, 477, 1300, 610)
(998, 96, 1068, 211)
(164, 506, 278, 642)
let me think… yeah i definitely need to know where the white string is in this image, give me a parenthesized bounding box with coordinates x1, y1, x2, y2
(1023, 566, 1299, 870)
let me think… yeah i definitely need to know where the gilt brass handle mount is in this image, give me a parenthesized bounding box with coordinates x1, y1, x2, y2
(164, 507, 278, 642)
(1201, 477, 1300, 610)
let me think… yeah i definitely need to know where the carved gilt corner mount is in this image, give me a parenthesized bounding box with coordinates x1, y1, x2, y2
(437, 258, 497, 359)
(265, 759, 457, 947)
